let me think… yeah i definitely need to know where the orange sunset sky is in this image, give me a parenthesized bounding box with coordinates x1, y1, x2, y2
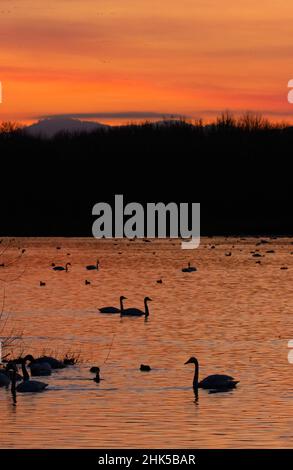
(1, 0, 293, 125)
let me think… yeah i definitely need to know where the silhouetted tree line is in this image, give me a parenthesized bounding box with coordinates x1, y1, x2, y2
(0, 113, 292, 235)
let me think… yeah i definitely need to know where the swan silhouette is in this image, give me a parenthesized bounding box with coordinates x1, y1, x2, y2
(24, 355, 52, 377)
(34, 355, 65, 369)
(121, 297, 152, 317)
(53, 262, 71, 272)
(8, 360, 48, 393)
(182, 262, 197, 273)
(86, 259, 99, 271)
(184, 357, 239, 392)
(99, 296, 126, 314)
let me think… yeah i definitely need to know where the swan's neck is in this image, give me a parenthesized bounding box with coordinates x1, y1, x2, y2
(193, 363, 199, 391)
(120, 298, 124, 314)
(97, 261, 99, 269)
(144, 300, 149, 317)
(21, 361, 30, 381)
(11, 370, 16, 395)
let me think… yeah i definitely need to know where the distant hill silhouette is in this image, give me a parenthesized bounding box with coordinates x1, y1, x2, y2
(25, 118, 109, 138)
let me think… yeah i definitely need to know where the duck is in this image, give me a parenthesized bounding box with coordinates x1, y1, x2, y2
(156, 279, 163, 284)
(8, 360, 48, 393)
(40, 281, 46, 287)
(184, 357, 239, 392)
(121, 297, 152, 318)
(140, 364, 151, 372)
(85, 280, 91, 285)
(182, 262, 197, 273)
(53, 262, 71, 272)
(86, 259, 99, 271)
(99, 296, 126, 314)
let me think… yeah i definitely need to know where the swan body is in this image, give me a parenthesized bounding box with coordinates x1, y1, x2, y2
(35, 356, 65, 369)
(19, 355, 52, 377)
(182, 262, 197, 273)
(86, 259, 99, 271)
(53, 262, 71, 272)
(9, 361, 48, 393)
(0, 371, 10, 387)
(99, 296, 126, 314)
(185, 357, 239, 391)
(140, 364, 151, 372)
(121, 297, 152, 317)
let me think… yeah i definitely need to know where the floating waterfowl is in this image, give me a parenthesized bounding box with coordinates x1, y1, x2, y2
(86, 259, 99, 271)
(85, 280, 91, 285)
(140, 364, 151, 372)
(184, 357, 239, 392)
(18, 355, 52, 377)
(40, 281, 46, 286)
(182, 262, 197, 273)
(121, 297, 152, 318)
(53, 262, 71, 272)
(35, 356, 65, 369)
(156, 279, 163, 284)
(9, 361, 48, 393)
(99, 296, 126, 314)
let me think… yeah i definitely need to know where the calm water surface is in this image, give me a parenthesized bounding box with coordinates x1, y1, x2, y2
(0, 237, 293, 448)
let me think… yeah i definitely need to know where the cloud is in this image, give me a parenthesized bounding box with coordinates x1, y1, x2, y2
(37, 111, 185, 120)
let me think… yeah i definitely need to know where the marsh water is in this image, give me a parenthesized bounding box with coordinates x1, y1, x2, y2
(0, 237, 293, 448)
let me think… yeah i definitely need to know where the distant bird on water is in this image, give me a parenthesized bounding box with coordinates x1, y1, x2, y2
(184, 357, 239, 393)
(182, 262, 197, 273)
(121, 297, 152, 318)
(40, 281, 46, 287)
(53, 262, 71, 272)
(99, 296, 127, 314)
(140, 364, 151, 372)
(85, 280, 91, 285)
(86, 259, 99, 271)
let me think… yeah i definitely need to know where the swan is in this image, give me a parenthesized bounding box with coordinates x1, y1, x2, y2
(86, 259, 99, 271)
(185, 357, 239, 392)
(121, 297, 152, 317)
(182, 262, 197, 273)
(140, 364, 151, 372)
(9, 361, 48, 393)
(99, 296, 126, 314)
(53, 262, 71, 272)
(24, 355, 52, 377)
(35, 355, 65, 369)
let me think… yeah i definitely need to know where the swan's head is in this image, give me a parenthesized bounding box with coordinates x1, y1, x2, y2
(185, 357, 198, 366)
(144, 297, 152, 302)
(23, 354, 35, 364)
(120, 296, 127, 301)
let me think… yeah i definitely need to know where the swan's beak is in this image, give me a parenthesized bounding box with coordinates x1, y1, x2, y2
(184, 358, 192, 365)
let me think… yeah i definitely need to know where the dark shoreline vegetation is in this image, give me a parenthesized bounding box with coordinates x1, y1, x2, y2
(0, 113, 292, 236)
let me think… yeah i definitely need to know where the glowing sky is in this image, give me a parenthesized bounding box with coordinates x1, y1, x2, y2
(1, 0, 293, 124)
